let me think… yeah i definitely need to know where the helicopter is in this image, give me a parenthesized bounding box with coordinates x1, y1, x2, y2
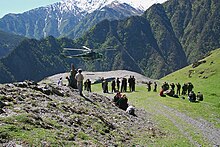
(61, 46, 110, 61)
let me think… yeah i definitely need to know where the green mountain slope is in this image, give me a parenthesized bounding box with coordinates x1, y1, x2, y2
(66, 4, 143, 39)
(73, 14, 187, 78)
(72, 0, 220, 78)
(0, 30, 25, 58)
(164, 0, 220, 63)
(0, 36, 70, 83)
(161, 48, 220, 107)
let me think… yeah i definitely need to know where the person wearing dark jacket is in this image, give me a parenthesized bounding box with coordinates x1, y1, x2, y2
(187, 82, 194, 95)
(85, 79, 91, 92)
(117, 94, 128, 110)
(121, 78, 127, 92)
(67, 64, 77, 89)
(116, 78, 120, 91)
(176, 83, 181, 95)
(111, 80, 116, 93)
(188, 91, 196, 102)
(153, 82, 157, 92)
(128, 76, 132, 92)
(182, 83, 188, 95)
(102, 80, 108, 93)
(197, 92, 203, 101)
(131, 76, 136, 92)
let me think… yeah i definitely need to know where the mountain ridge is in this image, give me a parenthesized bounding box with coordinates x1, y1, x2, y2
(1, 0, 166, 39)
(0, 30, 25, 58)
(0, 0, 220, 83)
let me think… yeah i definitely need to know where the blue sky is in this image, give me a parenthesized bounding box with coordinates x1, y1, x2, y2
(0, 0, 61, 18)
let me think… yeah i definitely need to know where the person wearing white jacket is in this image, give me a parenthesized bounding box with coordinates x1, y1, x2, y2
(75, 69, 84, 96)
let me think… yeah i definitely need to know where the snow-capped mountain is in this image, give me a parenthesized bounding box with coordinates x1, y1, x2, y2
(118, 0, 168, 11)
(51, 0, 167, 14)
(0, 0, 167, 39)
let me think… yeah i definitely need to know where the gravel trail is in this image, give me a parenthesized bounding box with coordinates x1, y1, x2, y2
(148, 98, 220, 146)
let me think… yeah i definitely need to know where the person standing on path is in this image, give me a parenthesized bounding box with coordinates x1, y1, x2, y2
(75, 69, 84, 96)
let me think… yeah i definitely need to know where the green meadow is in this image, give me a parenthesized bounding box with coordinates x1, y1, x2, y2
(92, 48, 220, 146)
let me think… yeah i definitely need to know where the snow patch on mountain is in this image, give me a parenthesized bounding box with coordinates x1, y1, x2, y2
(52, 0, 168, 15)
(58, 0, 110, 14)
(118, 0, 168, 11)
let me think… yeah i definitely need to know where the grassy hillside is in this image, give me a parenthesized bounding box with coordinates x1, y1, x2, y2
(161, 48, 220, 111)
(90, 49, 220, 146)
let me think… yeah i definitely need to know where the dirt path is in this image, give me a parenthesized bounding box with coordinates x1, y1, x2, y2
(147, 98, 220, 146)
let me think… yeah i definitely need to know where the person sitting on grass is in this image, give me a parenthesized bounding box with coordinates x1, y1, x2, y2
(126, 105, 136, 116)
(117, 94, 128, 111)
(188, 91, 196, 102)
(159, 89, 166, 97)
(164, 89, 175, 97)
(113, 92, 122, 105)
(197, 92, 204, 101)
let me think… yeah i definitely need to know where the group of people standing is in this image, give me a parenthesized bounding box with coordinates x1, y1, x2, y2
(145, 81, 157, 92)
(63, 64, 137, 96)
(63, 65, 136, 115)
(62, 64, 204, 104)
(102, 76, 136, 93)
(64, 65, 137, 97)
(160, 81, 203, 102)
